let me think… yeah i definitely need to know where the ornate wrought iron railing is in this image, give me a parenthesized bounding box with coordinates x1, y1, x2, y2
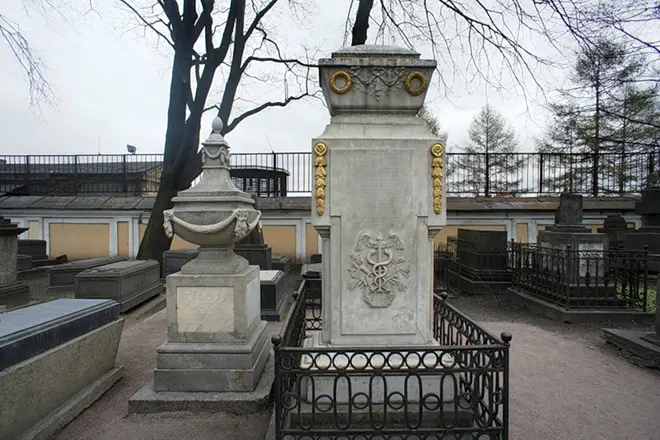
(509, 242, 650, 310)
(272, 287, 511, 440)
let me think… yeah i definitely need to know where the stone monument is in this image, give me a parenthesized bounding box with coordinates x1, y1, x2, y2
(598, 215, 631, 249)
(312, 45, 445, 347)
(625, 173, 660, 256)
(0, 216, 29, 308)
(234, 192, 273, 270)
(130, 117, 271, 412)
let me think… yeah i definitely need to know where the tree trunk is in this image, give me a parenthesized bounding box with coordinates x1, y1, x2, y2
(136, 176, 178, 262)
(352, 0, 374, 46)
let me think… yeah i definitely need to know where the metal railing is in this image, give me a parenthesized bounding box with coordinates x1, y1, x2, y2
(271, 285, 511, 439)
(0, 150, 657, 196)
(510, 242, 650, 310)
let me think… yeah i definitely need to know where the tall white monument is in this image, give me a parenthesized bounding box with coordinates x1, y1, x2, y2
(312, 45, 446, 348)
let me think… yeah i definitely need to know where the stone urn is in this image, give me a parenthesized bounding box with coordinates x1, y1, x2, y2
(163, 117, 262, 274)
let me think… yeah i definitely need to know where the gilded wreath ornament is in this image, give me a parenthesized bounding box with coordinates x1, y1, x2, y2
(329, 70, 352, 95)
(405, 71, 429, 96)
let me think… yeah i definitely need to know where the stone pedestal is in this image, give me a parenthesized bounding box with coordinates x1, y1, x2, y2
(162, 248, 199, 278)
(0, 217, 29, 308)
(75, 260, 163, 313)
(312, 45, 443, 347)
(153, 266, 268, 392)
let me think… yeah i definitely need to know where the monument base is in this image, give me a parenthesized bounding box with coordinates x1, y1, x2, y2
(129, 355, 274, 415)
(260, 270, 289, 321)
(153, 321, 270, 392)
(602, 329, 660, 368)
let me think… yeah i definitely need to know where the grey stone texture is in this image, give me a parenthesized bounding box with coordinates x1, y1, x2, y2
(597, 215, 631, 249)
(271, 254, 292, 273)
(18, 239, 48, 261)
(624, 185, 660, 256)
(48, 256, 126, 290)
(17, 254, 32, 271)
(0, 217, 30, 309)
(75, 260, 163, 313)
(0, 318, 124, 439)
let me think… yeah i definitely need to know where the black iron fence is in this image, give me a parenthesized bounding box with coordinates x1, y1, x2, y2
(509, 242, 650, 310)
(0, 150, 657, 197)
(272, 284, 511, 439)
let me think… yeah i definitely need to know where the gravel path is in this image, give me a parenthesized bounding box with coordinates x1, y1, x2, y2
(54, 291, 660, 440)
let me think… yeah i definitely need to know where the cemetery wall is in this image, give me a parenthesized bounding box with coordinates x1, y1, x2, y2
(0, 196, 641, 262)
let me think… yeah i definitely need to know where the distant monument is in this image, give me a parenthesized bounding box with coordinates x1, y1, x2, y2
(624, 171, 660, 256)
(0, 216, 29, 308)
(597, 215, 631, 249)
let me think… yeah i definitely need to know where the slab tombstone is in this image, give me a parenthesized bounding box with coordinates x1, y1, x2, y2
(18, 239, 48, 262)
(76, 260, 163, 313)
(48, 256, 126, 293)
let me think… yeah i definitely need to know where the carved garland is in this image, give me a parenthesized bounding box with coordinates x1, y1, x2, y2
(430, 143, 444, 214)
(314, 142, 328, 215)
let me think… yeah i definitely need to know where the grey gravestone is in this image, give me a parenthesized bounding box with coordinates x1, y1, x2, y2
(0, 298, 119, 371)
(546, 192, 590, 233)
(301, 263, 321, 300)
(16, 254, 32, 272)
(598, 215, 630, 249)
(48, 256, 126, 292)
(0, 216, 29, 308)
(310, 253, 322, 264)
(18, 239, 48, 261)
(76, 260, 163, 313)
(162, 248, 199, 278)
(259, 270, 289, 321)
(234, 193, 273, 270)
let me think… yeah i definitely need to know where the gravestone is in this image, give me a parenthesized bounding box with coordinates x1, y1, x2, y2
(598, 215, 630, 249)
(259, 270, 289, 321)
(47, 256, 126, 293)
(310, 253, 322, 264)
(234, 193, 273, 270)
(16, 254, 32, 272)
(76, 260, 163, 312)
(538, 192, 609, 281)
(448, 229, 510, 294)
(162, 248, 199, 278)
(625, 175, 660, 256)
(305, 44, 447, 414)
(0, 299, 124, 440)
(301, 262, 321, 300)
(0, 216, 29, 308)
(18, 239, 48, 261)
(271, 254, 291, 273)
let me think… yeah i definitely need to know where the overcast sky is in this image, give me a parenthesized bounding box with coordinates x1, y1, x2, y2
(0, 1, 576, 157)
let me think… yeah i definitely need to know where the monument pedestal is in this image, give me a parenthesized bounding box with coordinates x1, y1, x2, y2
(153, 266, 268, 392)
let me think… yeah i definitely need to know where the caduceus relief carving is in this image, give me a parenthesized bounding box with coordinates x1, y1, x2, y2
(348, 232, 411, 308)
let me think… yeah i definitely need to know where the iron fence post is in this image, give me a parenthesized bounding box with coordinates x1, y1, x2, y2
(484, 153, 490, 197)
(24, 155, 31, 195)
(538, 153, 544, 195)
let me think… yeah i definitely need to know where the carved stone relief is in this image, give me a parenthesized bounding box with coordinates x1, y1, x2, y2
(347, 66, 407, 100)
(348, 232, 410, 308)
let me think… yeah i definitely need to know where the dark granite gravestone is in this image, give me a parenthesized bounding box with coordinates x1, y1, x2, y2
(47, 256, 126, 293)
(233, 193, 272, 270)
(18, 239, 48, 262)
(16, 254, 32, 272)
(272, 254, 292, 273)
(162, 248, 199, 278)
(310, 253, 322, 264)
(301, 262, 322, 300)
(0, 299, 124, 440)
(624, 177, 660, 256)
(0, 217, 29, 308)
(75, 260, 163, 313)
(447, 229, 510, 294)
(598, 215, 631, 249)
(259, 270, 290, 321)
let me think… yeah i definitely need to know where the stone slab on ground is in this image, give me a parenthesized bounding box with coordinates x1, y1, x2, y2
(128, 354, 274, 415)
(506, 287, 655, 324)
(271, 255, 291, 273)
(48, 256, 126, 291)
(76, 260, 163, 313)
(0, 317, 124, 440)
(602, 328, 660, 368)
(0, 280, 30, 309)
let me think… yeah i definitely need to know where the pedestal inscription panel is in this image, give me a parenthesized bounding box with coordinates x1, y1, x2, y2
(176, 287, 234, 334)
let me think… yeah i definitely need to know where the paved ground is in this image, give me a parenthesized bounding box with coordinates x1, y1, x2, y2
(54, 293, 660, 440)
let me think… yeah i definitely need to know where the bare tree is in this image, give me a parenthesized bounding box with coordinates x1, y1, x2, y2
(1, 1, 61, 108)
(121, 0, 321, 262)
